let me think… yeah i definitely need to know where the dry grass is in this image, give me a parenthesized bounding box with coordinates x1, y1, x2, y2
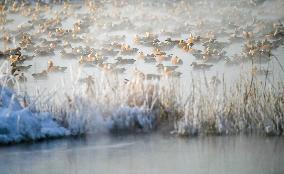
(25, 72, 284, 136)
(1, 61, 283, 136)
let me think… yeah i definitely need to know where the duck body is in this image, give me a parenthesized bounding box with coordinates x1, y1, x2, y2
(34, 47, 55, 56)
(191, 62, 213, 70)
(32, 70, 48, 80)
(47, 66, 67, 73)
(156, 64, 178, 71)
(146, 74, 161, 80)
(11, 62, 32, 73)
(47, 60, 67, 73)
(115, 57, 136, 65)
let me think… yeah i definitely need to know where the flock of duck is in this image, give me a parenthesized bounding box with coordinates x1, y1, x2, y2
(0, 0, 283, 87)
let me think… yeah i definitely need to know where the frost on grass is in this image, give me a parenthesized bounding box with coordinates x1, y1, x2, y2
(108, 105, 157, 133)
(40, 76, 161, 135)
(0, 86, 70, 144)
(1, 69, 284, 145)
(31, 73, 284, 138)
(175, 79, 284, 136)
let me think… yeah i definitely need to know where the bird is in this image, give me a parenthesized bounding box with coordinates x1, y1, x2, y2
(32, 70, 48, 80)
(115, 57, 136, 65)
(171, 56, 183, 65)
(47, 60, 67, 73)
(190, 62, 213, 70)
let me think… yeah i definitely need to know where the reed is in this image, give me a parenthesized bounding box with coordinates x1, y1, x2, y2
(21, 71, 284, 136)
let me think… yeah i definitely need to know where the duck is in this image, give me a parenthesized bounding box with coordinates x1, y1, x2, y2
(9, 54, 22, 63)
(157, 54, 172, 62)
(68, 33, 84, 43)
(111, 67, 126, 74)
(160, 30, 181, 37)
(17, 22, 34, 32)
(155, 54, 166, 62)
(163, 67, 182, 77)
(134, 32, 158, 44)
(99, 48, 119, 56)
(4, 47, 22, 56)
(153, 48, 166, 55)
(32, 70, 48, 80)
(120, 44, 139, 55)
(137, 51, 145, 59)
(49, 42, 60, 49)
(47, 60, 67, 73)
(20, 55, 35, 61)
(187, 33, 196, 48)
(171, 56, 183, 65)
(141, 53, 156, 63)
(10, 2, 20, 13)
(22, 44, 37, 52)
(190, 62, 213, 70)
(143, 56, 156, 63)
(72, 46, 84, 55)
(10, 62, 32, 74)
(153, 48, 169, 60)
(0, 50, 4, 58)
(146, 74, 161, 80)
(243, 31, 253, 40)
(165, 37, 179, 43)
(98, 63, 117, 71)
(109, 41, 122, 49)
(156, 63, 178, 72)
(34, 47, 55, 56)
(202, 49, 227, 63)
(11, 54, 35, 64)
(115, 57, 136, 65)
(19, 35, 33, 47)
(78, 56, 97, 66)
(133, 35, 140, 43)
(60, 49, 77, 59)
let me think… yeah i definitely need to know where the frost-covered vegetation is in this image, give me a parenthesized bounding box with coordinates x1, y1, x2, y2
(0, 86, 70, 144)
(52, 74, 284, 136)
(1, 66, 284, 144)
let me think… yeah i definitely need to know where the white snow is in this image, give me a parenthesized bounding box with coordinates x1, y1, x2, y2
(0, 87, 70, 144)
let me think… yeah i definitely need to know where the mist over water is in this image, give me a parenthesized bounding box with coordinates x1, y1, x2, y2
(0, 0, 283, 97)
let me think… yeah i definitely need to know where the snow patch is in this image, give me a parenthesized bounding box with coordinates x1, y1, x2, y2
(0, 87, 70, 144)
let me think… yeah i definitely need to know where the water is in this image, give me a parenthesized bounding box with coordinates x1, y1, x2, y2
(1, 0, 284, 98)
(0, 134, 283, 174)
